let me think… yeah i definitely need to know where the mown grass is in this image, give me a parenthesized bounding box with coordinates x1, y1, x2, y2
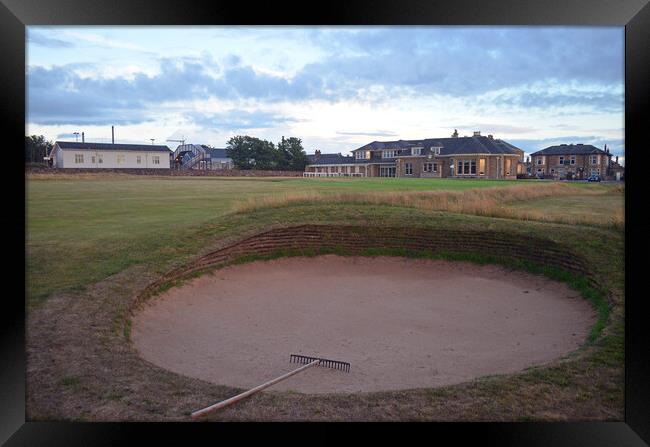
(26, 174, 533, 306)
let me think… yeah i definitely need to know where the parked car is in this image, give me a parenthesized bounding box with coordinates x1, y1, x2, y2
(587, 174, 602, 182)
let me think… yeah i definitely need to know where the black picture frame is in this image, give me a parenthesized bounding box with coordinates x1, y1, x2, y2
(3, 0, 648, 444)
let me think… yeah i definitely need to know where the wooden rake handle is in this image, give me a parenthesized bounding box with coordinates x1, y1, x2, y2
(191, 359, 320, 418)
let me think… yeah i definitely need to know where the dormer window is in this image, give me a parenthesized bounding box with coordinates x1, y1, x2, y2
(411, 147, 422, 155)
(382, 150, 397, 158)
(431, 146, 441, 155)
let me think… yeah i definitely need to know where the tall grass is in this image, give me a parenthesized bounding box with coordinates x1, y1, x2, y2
(232, 183, 624, 229)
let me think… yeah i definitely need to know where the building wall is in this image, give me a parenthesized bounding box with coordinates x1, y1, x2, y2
(396, 157, 443, 178)
(445, 155, 519, 180)
(59, 148, 170, 169)
(532, 153, 610, 178)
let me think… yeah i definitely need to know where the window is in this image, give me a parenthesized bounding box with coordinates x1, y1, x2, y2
(152, 156, 160, 165)
(470, 160, 476, 175)
(457, 160, 462, 174)
(412, 147, 422, 155)
(463, 160, 470, 175)
(91, 156, 96, 164)
(405, 163, 413, 175)
(136, 155, 142, 164)
(116, 154, 125, 164)
(423, 162, 437, 173)
(559, 156, 564, 164)
(536, 157, 543, 165)
(570, 156, 576, 165)
(382, 150, 397, 158)
(98, 154, 103, 164)
(74, 154, 84, 164)
(355, 151, 364, 159)
(479, 158, 486, 175)
(591, 155, 598, 164)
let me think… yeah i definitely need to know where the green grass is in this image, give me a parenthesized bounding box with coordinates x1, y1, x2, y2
(26, 175, 525, 306)
(507, 192, 623, 224)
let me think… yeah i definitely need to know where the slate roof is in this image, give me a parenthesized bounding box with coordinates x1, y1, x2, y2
(306, 153, 355, 165)
(306, 136, 525, 166)
(55, 141, 171, 152)
(202, 146, 229, 159)
(355, 136, 524, 157)
(530, 144, 610, 156)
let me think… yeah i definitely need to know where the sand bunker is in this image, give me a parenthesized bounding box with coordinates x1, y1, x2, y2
(132, 255, 596, 394)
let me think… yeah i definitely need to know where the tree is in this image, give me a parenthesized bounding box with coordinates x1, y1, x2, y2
(226, 135, 276, 170)
(226, 135, 255, 169)
(25, 135, 53, 164)
(283, 137, 308, 171)
(276, 136, 308, 171)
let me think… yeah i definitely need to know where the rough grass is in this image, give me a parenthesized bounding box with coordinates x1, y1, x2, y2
(232, 182, 624, 229)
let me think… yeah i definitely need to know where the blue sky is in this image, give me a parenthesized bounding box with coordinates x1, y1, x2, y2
(26, 26, 625, 163)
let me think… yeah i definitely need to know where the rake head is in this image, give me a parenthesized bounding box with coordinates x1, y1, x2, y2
(290, 354, 350, 373)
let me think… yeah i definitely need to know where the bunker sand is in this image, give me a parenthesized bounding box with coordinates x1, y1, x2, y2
(132, 256, 596, 394)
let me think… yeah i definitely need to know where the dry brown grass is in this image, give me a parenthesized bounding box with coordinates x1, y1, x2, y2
(233, 183, 623, 229)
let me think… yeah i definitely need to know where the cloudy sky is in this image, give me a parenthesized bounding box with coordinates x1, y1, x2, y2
(26, 26, 625, 163)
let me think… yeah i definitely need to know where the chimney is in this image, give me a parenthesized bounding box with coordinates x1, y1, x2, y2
(487, 134, 493, 140)
(82, 132, 85, 143)
(452, 129, 458, 138)
(315, 149, 321, 160)
(111, 126, 115, 144)
(473, 131, 481, 137)
(616, 155, 619, 164)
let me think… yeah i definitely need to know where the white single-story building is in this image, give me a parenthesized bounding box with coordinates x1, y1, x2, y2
(48, 141, 172, 169)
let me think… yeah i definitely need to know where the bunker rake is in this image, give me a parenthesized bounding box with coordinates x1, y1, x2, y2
(191, 354, 351, 418)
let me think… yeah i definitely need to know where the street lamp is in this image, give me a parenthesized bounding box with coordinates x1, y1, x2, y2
(73, 132, 79, 142)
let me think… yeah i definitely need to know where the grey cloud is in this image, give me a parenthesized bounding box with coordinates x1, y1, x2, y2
(336, 130, 399, 137)
(190, 110, 299, 130)
(26, 27, 624, 127)
(508, 135, 624, 158)
(28, 31, 75, 48)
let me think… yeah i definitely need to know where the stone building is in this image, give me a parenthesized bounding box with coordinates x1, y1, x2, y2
(529, 144, 613, 180)
(304, 131, 524, 179)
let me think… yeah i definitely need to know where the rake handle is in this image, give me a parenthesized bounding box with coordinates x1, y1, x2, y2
(191, 359, 320, 418)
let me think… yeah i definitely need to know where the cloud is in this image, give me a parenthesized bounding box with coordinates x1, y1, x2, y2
(336, 130, 399, 137)
(26, 27, 624, 132)
(28, 31, 75, 48)
(462, 123, 536, 134)
(508, 135, 625, 158)
(189, 110, 299, 130)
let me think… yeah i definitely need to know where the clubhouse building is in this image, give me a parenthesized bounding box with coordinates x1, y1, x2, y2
(304, 131, 525, 179)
